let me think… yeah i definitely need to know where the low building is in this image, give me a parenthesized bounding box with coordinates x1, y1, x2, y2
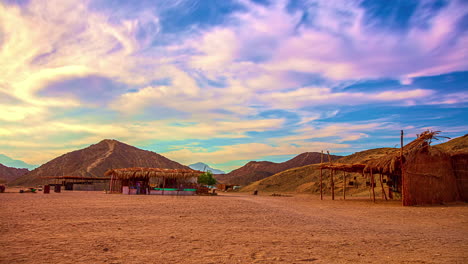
(104, 167, 202, 195)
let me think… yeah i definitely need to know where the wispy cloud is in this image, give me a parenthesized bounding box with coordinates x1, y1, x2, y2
(0, 0, 466, 168)
(163, 140, 349, 168)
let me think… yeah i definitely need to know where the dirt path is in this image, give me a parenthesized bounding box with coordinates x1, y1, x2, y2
(0, 191, 467, 263)
(86, 140, 115, 175)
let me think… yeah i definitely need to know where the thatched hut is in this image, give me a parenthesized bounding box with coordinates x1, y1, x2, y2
(313, 131, 465, 205)
(363, 131, 462, 205)
(402, 146, 460, 205)
(104, 168, 203, 195)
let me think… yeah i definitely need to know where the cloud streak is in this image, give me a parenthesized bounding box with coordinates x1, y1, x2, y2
(0, 0, 466, 170)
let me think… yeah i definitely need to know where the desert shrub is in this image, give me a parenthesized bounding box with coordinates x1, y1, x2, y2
(198, 171, 217, 186)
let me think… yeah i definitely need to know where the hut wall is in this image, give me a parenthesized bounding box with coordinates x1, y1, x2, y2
(403, 148, 459, 206)
(73, 182, 108, 191)
(451, 152, 468, 202)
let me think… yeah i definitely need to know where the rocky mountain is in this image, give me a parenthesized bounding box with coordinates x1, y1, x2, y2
(0, 154, 37, 170)
(11, 139, 189, 186)
(188, 162, 225, 174)
(0, 163, 29, 183)
(215, 152, 342, 186)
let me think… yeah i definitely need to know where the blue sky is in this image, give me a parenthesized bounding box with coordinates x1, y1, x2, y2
(0, 0, 467, 172)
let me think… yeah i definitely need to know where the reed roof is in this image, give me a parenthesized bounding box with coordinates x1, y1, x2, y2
(104, 167, 203, 179)
(40, 176, 111, 180)
(364, 130, 447, 175)
(315, 163, 366, 173)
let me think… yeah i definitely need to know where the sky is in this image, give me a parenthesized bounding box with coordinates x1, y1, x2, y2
(0, 0, 467, 172)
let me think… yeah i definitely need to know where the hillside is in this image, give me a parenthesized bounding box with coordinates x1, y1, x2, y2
(0, 164, 29, 183)
(215, 152, 341, 186)
(188, 162, 225, 174)
(242, 134, 468, 194)
(434, 134, 468, 153)
(11, 139, 189, 186)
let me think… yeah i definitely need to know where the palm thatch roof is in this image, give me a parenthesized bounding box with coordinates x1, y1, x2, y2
(364, 130, 448, 174)
(40, 176, 111, 180)
(104, 167, 203, 179)
(314, 163, 366, 173)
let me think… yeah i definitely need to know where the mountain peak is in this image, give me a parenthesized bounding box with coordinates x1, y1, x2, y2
(97, 139, 121, 145)
(188, 162, 225, 174)
(11, 140, 189, 186)
(0, 163, 29, 183)
(0, 154, 37, 170)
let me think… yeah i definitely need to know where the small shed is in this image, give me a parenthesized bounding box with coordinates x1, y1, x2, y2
(104, 167, 203, 195)
(40, 176, 111, 191)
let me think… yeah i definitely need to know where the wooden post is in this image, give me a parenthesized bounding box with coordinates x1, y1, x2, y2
(367, 172, 372, 200)
(327, 151, 334, 200)
(343, 171, 346, 200)
(162, 177, 166, 196)
(379, 172, 388, 200)
(110, 175, 113, 193)
(388, 176, 393, 200)
(370, 168, 375, 203)
(331, 170, 335, 200)
(320, 150, 323, 200)
(400, 130, 406, 205)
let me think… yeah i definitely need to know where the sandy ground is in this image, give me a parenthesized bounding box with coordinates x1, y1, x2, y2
(1, 190, 467, 264)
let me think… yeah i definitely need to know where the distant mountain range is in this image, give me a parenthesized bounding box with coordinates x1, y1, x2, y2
(0, 163, 29, 183)
(188, 162, 225, 174)
(215, 152, 342, 186)
(11, 139, 189, 186)
(0, 154, 37, 170)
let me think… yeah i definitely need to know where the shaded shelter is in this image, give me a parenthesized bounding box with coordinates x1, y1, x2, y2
(104, 167, 203, 195)
(364, 131, 461, 205)
(311, 131, 465, 205)
(316, 163, 366, 173)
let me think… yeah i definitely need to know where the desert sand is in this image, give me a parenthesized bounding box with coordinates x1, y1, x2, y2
(1, 190, 467, 263)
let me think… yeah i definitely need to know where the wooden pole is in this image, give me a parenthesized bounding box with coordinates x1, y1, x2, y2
(367, 172, 372, 200)
(327, 151, 334, 200)
(109, 175, 113, 193)
(370, 168, 375, 203)
(320, 150, 323, 200)
(162, 177, 166, 196)
(331, 170, 335, 200)
(379, 172, 388, 201)
(343, 171, 346, 200)
(400, 130, 406, 205)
